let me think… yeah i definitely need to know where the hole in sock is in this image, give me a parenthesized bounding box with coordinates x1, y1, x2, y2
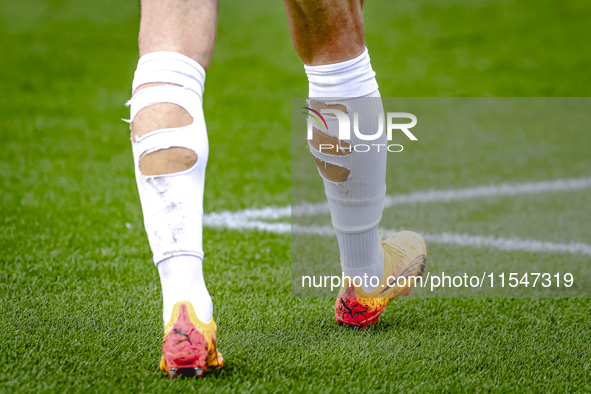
(139, 147, 198, 176)
(312, 156, 350, 182)
(310, 100, 348, 116)
(309, 125, 352, 155)
(132, 102, 194, 141)
(132, 83, 199, 176)
(308, 100, 351, 182)
(133, 82, 181, 95)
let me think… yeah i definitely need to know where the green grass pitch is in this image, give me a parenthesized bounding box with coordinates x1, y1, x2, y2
(1, 0, 590, 392)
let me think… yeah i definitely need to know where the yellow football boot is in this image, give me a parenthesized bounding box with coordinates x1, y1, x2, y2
(159, 301, 223, 378)
(335, 230, 427, 328)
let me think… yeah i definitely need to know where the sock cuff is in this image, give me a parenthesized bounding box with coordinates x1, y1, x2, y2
(157, 254, 212, 324)
(158, 254, 203, 273)
(132, 51, 206, 101)
(304, 47, 379, 98)
(336, 224, 383, 269)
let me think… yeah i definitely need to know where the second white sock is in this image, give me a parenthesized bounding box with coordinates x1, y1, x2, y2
(337, 224, 384, 290)
(305, 47, 386, 292)
(157, 255, 213, 324)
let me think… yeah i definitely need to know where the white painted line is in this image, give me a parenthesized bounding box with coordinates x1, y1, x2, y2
(417, 231, 591, 256)
(203, 215, 291, 233)
(202, 220, 591, 256)
(294, 176, 591, 217)
(207, 176, 591, 221)
(202, 176, 591, 256)
(203, 208, 290, 230)
(383, 176, 591, 207)
(293, 225, 591, 256)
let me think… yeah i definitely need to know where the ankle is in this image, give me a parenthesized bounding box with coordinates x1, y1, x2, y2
(158, 255, 213, 323)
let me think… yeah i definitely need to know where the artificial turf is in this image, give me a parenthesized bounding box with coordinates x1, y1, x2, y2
(1, 0, 590, 392)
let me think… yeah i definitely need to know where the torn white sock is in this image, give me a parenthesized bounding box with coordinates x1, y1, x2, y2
(305, 47, 386, 292)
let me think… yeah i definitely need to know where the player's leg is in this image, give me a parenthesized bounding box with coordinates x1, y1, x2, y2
(284, 0, 385, 284)
(283, 0, 427, 327)
(127, 0, 222, 377)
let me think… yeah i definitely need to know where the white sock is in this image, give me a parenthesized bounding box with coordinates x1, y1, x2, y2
(127, 51, 213, 322)
(304, 47, 379, 98)
(336, 224, 384, 286)
(305, 47, 386, 292)
(157, 255, 213, 323)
